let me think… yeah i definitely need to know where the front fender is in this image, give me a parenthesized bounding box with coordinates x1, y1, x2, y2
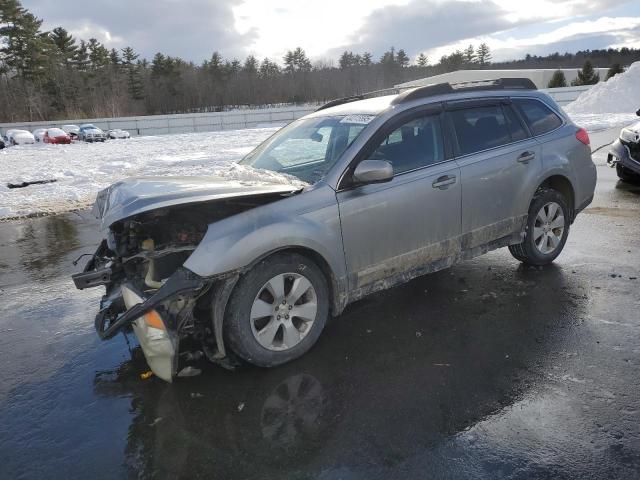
(183, 185, 346, 293)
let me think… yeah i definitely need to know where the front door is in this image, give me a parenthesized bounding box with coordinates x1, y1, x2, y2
(336, 110, 461, 296)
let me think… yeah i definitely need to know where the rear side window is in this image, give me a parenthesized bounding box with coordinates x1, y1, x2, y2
(449, 105, 512, 156)
(513, 98, 563, 136)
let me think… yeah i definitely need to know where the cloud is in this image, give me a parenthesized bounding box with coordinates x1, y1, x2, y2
(22, 0, 256, 62)
(329, 0, 512, 59)
(423, 15, 640, 62)
(327, 0, 639, 61)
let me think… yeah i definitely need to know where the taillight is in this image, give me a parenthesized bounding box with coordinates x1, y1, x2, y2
(575, 127, 590, 146)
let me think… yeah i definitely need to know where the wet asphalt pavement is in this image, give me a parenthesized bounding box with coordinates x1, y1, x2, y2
(0, 129, 639, 479)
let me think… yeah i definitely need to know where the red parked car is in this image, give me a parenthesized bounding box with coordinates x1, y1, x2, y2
(43, 128, 72, 144)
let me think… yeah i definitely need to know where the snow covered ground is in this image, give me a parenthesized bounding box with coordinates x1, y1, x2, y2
(0, 127, 278, 220)
(0, 112, 637, 221)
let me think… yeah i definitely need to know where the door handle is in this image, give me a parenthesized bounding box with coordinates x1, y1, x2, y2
(432, 175, 456, 189)
(517, 151, 536, 163)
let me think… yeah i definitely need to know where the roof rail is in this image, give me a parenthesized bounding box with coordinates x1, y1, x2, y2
(316, 77, 537, 111)
(392, 77, 537, 105)
(315, 86, 400, 111)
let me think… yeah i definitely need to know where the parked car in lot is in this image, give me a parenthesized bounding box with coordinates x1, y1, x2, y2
(73, 78, 597, 382)
(5, 129, 36, 145)
(607, 109, 640, 183)
(106, 128, 130, 139)
(43, 128, 72, 144)
(0, 137, 4, 149)
(62, 124, 80, 139)
(78, 124, 106, 142)
(32, 128, 47, 142)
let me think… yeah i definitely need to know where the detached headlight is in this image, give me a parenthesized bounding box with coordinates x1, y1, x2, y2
(620, 127, 639, 144)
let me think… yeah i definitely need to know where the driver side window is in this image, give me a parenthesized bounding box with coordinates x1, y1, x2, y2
(370, 113, 444, 174)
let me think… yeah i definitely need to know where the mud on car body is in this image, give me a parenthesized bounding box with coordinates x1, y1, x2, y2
(74, 78, 597, 382)
(607, 110, 640, 183)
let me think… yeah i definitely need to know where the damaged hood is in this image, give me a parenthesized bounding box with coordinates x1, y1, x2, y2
(94, 176, 303, 228)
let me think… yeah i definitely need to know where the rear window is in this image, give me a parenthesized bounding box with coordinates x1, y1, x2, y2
(449, 105, 512, 156)
(513, 98, 563, 136)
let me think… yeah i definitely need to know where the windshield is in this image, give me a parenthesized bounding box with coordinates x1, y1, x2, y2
(239, 115, 372, 184)
(48, 128, 65, 136)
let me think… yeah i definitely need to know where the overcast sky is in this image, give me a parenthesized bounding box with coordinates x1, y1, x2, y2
(22, 0, 640, 64)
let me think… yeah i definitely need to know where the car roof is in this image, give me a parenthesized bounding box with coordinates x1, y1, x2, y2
(307, 78, 549, 120)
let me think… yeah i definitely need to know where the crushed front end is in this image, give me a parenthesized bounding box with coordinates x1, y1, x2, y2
(608, 122, 640, 175)
(72, 177, 302, 382)
(73, 211, 213, 381)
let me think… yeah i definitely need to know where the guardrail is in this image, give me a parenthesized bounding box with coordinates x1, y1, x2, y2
(0, 105, 317, 137)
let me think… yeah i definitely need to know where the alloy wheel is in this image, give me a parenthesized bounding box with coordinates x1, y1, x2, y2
(250, 272, 318, 351)
(533, 201, 565, 255)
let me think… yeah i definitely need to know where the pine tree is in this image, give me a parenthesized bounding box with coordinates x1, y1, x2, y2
(122, 47, 143, 100)
(361, 52, 373, 66)
(547, 69, 567, 88)
(475, 43, 492, 66)
(49, 27, 78, 65)
(416, 53, 428, 67)
(463, 44, 476, 66)
(243, 55, 258, 75)
(259, 58, 279, 78)
(396, 49, 409, 67)
(380, 47, 396, 65)
(605, 63, 623, 80)
(283, 50, 295, 74)
(292, 47, 311, 72)
(87, 38, 110, 69)
(0, 2, 53, 80)
(571, 60, 599, 85)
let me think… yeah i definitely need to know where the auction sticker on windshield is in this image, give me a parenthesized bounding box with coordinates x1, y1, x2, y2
(340, 114, 376, 125)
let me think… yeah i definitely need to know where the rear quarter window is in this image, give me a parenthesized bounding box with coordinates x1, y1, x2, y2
(513, 98, 563, 136)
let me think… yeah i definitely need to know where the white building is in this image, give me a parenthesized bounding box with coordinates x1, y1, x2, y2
(396, 68, 609, 90)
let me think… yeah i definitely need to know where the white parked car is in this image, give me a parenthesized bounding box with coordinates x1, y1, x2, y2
(106, 128, 130, 139)
(5, 129, 36, 145)
(62, 124, 80, 139)
(33, 128, 47, 142)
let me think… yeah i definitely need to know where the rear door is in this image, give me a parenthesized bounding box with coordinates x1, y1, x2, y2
(446, 99, 541, 250)
(336, 107, 461, 294)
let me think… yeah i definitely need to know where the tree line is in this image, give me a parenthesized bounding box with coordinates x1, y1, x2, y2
(1, 0, 640, 122)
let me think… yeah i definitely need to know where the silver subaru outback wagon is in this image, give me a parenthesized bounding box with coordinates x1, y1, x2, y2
(73, 78, 597, 381)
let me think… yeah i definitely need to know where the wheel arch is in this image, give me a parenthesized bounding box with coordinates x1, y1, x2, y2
(246, 245, 346, 317)
(536, 174, 575, 221)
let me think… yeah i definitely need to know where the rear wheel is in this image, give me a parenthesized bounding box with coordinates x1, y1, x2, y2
(224, 253, 329, 367)
(616, 164, 640, 184)
(509, 189, 570, 265)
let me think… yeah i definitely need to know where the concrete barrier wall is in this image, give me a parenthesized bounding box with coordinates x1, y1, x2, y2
(0, 105, 317, 137)
(540, 85, 591, 106)
(0, 85, 591, 136)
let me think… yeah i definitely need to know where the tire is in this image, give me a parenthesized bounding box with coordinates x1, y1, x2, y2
(509, 188, 570, 266)
(224, 253, 329, 367)
(616, 164, 640, 184)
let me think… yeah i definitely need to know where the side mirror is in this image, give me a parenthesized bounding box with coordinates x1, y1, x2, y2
(353, 159, 394, 185)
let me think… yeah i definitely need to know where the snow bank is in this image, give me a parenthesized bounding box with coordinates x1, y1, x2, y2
(565, 62, 640, 114)
(0, 127, 282, 220)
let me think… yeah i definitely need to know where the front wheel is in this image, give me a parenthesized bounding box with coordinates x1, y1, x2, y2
(224, 253, 329, 367)
(509, 189, 570, 266)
